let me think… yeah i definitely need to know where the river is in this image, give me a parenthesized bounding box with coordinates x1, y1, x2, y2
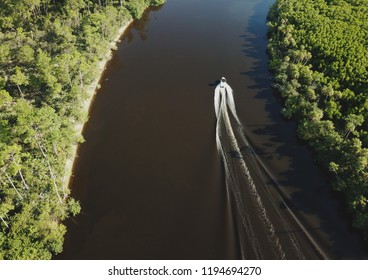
(59, 0, 367, 259)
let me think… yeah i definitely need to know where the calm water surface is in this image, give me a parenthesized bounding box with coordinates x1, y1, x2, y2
(59, 0, 367, 259)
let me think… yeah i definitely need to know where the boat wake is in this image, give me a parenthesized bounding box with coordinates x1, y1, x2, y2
(214, 78, 327, 259)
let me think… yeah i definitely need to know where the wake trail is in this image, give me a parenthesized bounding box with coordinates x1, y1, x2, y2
(214, 79, 327, 259)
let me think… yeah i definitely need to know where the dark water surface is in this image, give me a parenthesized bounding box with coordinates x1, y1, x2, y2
(59, 0, 367, 259)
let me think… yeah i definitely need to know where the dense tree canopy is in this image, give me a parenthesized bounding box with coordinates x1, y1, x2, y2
(268, 0, 368, 236)
(0, 0, 165, 259)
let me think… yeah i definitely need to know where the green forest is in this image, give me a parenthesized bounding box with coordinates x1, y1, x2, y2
(267, 0, 368, 236)
(0, 0, 165, 260)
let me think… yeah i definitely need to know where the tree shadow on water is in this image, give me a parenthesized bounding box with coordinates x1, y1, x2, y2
(123, 5, 164, 43)
(239, 0, 367, 259)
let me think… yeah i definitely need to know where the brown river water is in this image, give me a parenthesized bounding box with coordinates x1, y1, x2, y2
(59, 0, 368, 259)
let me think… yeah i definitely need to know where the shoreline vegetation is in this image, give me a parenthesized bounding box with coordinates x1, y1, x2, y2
(62, 20, 132, 200)
(267, 0, 368, 239)
(0, 0, 165, 260)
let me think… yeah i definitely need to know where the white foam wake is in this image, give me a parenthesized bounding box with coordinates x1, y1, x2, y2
(214, 79, 325, 259)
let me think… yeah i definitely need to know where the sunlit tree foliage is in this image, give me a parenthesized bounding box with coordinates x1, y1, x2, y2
(268, 0, 368, 235)
(0, 0, 165, 259)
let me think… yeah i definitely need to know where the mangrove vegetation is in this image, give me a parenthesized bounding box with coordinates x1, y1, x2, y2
(267, 0, 368, 236)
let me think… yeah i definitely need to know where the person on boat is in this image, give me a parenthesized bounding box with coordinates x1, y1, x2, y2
(214, 77, 239, 124)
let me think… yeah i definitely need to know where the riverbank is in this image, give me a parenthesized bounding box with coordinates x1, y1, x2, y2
(63, 21, 133, 193)
(0, 1, 166, 260)
(267, 0, 368, 238)
(63, 2, 168, 194)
